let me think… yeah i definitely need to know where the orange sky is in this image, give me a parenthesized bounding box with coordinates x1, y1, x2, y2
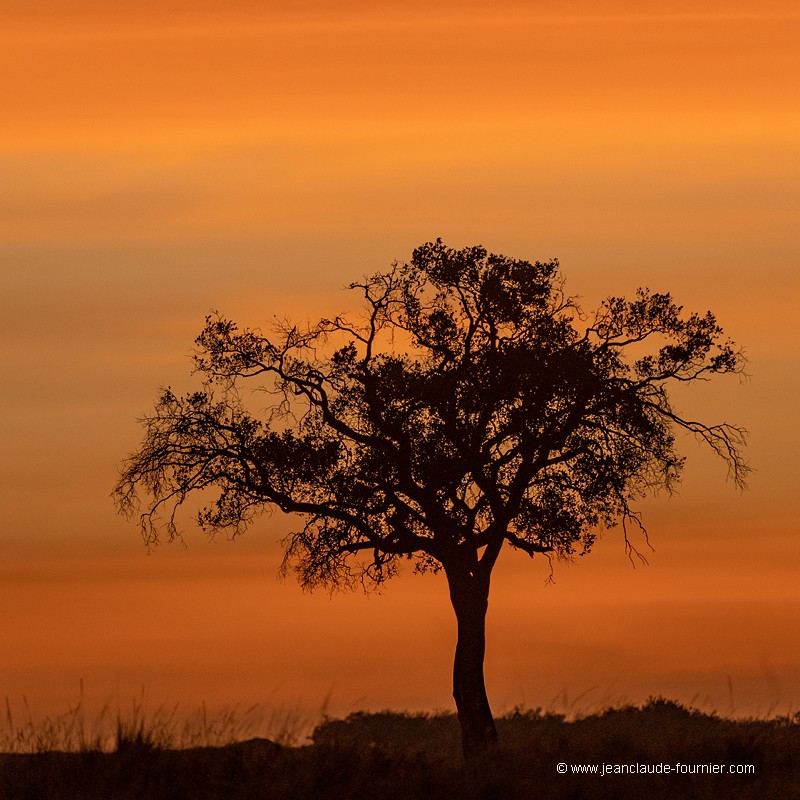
(1, 0, 799, 730)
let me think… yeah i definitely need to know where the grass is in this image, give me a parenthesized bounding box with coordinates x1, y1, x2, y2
(1, 685, 312, 754)
(1, 696, 798, 799)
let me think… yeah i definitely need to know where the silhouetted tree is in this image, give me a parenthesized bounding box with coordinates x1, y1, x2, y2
(114, 240, 748, 760)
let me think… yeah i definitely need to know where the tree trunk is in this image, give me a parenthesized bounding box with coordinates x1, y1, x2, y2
(446, 566, 498, 760)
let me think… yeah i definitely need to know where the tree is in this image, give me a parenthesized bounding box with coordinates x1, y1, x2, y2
(114, 240, 748, 760)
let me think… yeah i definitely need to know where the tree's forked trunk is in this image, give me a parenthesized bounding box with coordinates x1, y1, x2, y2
(446, 566, 498, 760)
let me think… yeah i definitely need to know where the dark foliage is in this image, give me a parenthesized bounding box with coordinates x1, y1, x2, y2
(115, 240, 747, 582)
(1, 703, 796, 800)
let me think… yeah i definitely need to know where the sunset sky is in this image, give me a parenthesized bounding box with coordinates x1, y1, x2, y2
(2, 0, 799, 729)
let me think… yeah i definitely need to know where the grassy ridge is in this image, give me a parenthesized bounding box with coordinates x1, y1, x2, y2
(1, 699, 798, 799)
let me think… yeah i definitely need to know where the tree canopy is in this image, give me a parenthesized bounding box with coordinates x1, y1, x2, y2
(114, 240, 748, 757)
